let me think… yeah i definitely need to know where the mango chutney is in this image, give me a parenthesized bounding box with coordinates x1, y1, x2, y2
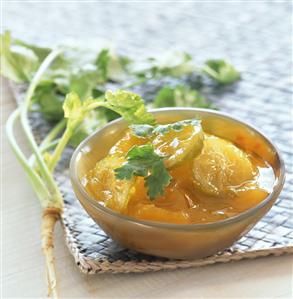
(82, 119, 275, 224)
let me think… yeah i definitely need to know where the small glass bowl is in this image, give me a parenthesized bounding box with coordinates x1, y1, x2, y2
(70, 108, 285, 260)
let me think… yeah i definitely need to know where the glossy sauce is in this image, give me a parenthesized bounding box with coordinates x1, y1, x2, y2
(83, 128, 275, 224)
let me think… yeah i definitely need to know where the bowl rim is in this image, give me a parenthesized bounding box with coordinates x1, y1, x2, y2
(70, 107, 286, 231)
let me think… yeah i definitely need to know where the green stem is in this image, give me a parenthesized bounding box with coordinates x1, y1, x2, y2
(42, 119, 66, 146)
(29, 139, 60, 167)
(122, 77, 148, 89)
(48, 125, 73, 172)
(83, 101, 108, 113)
(19, 49, 62, 195)
(48, 100, 113, 172)
(41, 139, 61, 153)
(201, 66, 219, 81)
(29, 120, 66, 167)
(6, 109, 52, 206)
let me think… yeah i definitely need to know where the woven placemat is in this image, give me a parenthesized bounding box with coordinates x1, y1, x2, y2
(8, 2, 293, 274)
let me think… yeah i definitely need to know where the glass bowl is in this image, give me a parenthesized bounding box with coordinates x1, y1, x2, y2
(70, 108, 285, 260)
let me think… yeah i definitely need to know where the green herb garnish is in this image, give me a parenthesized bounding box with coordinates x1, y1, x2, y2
(129, 124, 154, 137)
(115, 144, 171, 199)
(102, 90, 156, 125)
(134, 52, 195, 78)
(154, 119, 201, 135)
(95, 48, 130, 82)
(130, 119, 201, 137)
(1, 31, 241, 146)
(202, 59, 240, 84)
(0, 31, 39, 82)
(153, 85, 215, 109)
(122, 119, 202, 198)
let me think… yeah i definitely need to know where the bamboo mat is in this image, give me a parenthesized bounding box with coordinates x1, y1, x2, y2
(9, 2, 293, 274)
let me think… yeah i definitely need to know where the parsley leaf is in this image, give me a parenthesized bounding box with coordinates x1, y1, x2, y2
(13, 38, 51, 62)
(95, 48, 130, 83)
(133, 52, 195, 78)
(145, 161, 171, 199)
(130, 119, 202, 138)
(129, 124, 154, 137)
(95, 49, 110, 82)
(62, 92, 96, 129)
(115, 144, 159, 179)
(33, 85, 65, 121)
(0, 31, 39, 82)
(63, 92, 84, 124)
(154, 119, 201, 135)
(104, 90, 156, 125)
(62, 90, 156, 146)
(153, 85, 216, 109)
(202, 59, 240, 84)
(115, 144, 171, 199)
(130, 119, 202, 140)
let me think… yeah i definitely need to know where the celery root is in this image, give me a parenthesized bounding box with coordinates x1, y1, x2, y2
(41, 207, 61, 299)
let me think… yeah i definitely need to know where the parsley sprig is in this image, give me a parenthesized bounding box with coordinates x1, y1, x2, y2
(115, 144, 171, 199)
(115, 119, 202, 199)
(202, 59, 240, 84)
(130, 119, 201, 137)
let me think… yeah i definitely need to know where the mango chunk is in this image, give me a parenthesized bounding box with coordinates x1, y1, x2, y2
(192, 135, 258, 197)
(84, 155, 135, 212)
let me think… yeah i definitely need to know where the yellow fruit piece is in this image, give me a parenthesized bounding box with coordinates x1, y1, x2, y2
(84, 155, 135, 212)
(109, 130, 149, 157)
(192, 135, 258, 197)
(153, 121, 204, 169)
(130, 203, 189, 224)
